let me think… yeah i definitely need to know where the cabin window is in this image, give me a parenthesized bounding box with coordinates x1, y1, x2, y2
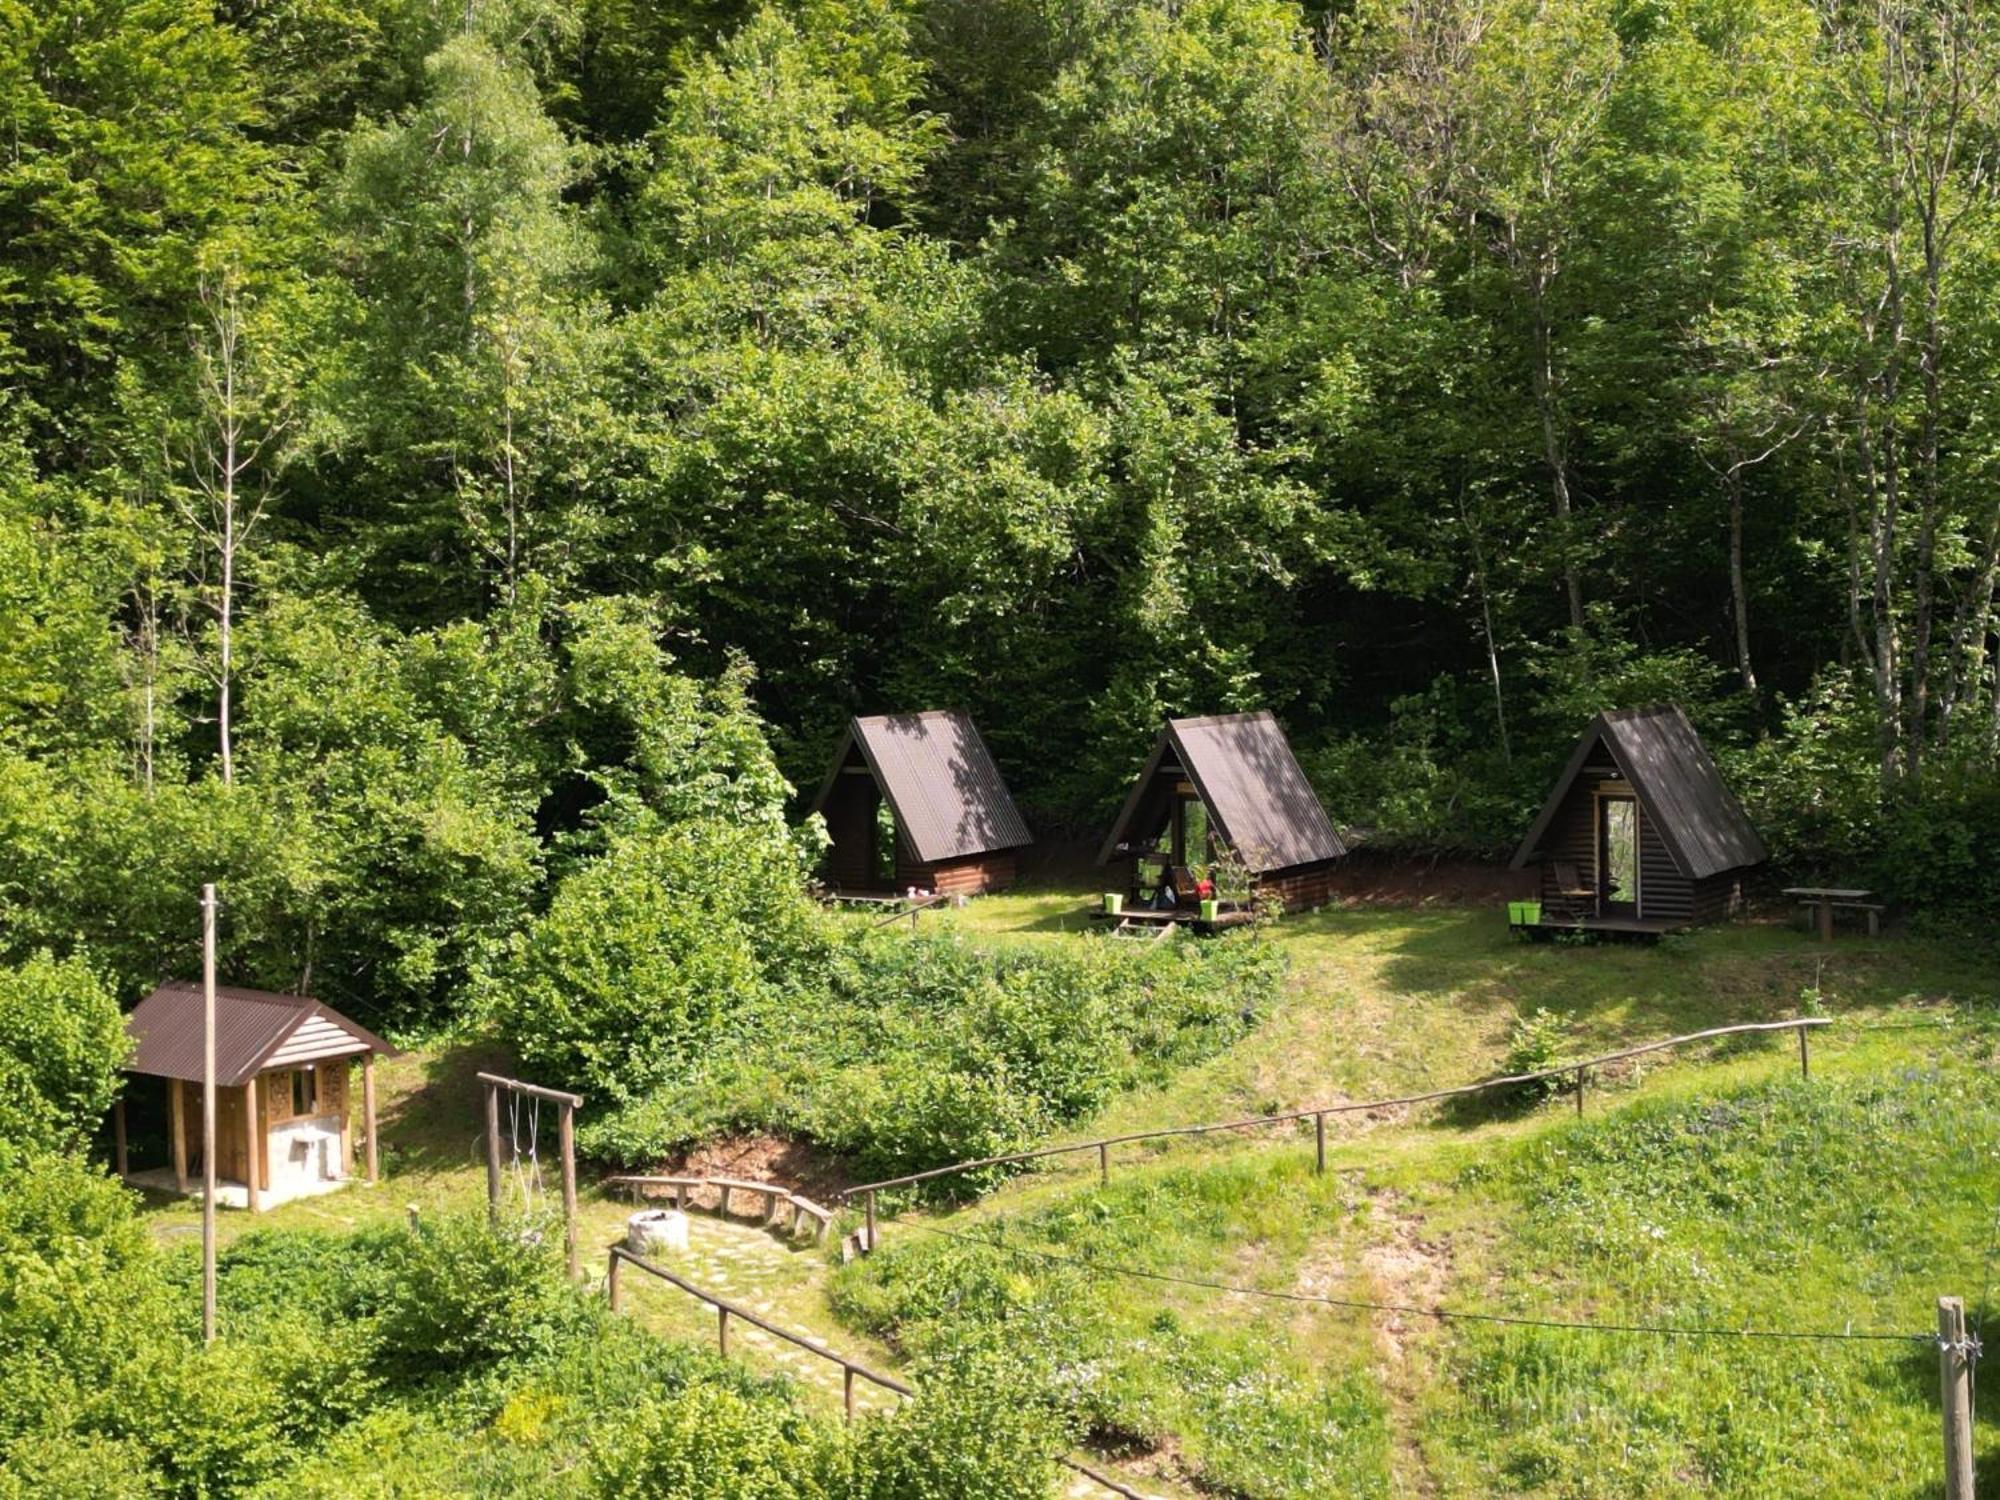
(266, 1068, 321, 1122)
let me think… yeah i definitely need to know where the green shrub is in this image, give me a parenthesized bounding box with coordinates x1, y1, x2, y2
(0, 950, 128, 1160)
(485, 815, 828, 1108)
(582, 929, 1285, 1185)
(1500, 1007, 1570, 1102)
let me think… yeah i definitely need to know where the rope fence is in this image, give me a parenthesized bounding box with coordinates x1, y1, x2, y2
(840, 1018, 1835, 1244)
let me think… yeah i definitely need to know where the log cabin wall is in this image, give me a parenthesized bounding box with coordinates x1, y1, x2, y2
(1256, 860, 1340, 911)
(1532, 762, 1696, 921)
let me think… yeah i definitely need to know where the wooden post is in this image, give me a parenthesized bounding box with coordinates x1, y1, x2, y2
(1797, 1023, 1810, 1079)
(844, 1367, 856, 1422)
(607, 1251, 623, 1313)
(1575, 1066, 1586, 1117)
(865, 1190, 876, 1254)
(1098, 1142, 1109, 1186)
(559, 1100, 578, 1279)
(1314, 1112, 1326, 1175)
(718, 1305, 730, 1356)
(113, 1095, 128, 1177)
(1817, 898, 1833, 944)
(484, 1077, 501, 1226)
(244, 1076, 261, 1214)
(361, 1051, 379, 1184)
(1939, 1296, 1975, 1500)
(201, 882, 218, 1347)
(170, 1077, 189, 1193)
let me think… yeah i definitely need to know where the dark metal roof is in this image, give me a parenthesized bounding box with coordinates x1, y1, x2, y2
(1097, 712, 1346, 874)
(1509, 705, 1767, 879)
(807, 711, 1032, 865)
(125, 980, 395, 1087)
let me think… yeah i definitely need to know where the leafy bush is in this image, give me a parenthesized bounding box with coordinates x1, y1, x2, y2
(1500, 1007, 1570, 1102)
(0, 950, 128, 1160)
(583, 929, 1285, 1187)
(484, 815, 828, 1109)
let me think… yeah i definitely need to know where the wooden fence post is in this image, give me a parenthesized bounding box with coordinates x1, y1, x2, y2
(1798, 1023, 1810, 1079)
(559, 1100, 578, 1279)
(718, 1305, 731, 1356)
(1315, 1112, 1326, 1175)
(865, 1190, 876, 1254)
(484, 1079, 502, 1226)
(607, 1250, 622, 1313)
(1939, 1296, 1975, 1500)
(844, 1367, 856, 1421)
(1098, 1142, 1109, 1186)
(1575, 1066, 1586, 1117)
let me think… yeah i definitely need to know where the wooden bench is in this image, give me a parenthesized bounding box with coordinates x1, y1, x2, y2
(1798, 899, 1884, 937)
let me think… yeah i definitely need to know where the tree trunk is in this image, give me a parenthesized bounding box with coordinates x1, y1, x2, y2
(1529, 282, 1584, 630)
(1726, 465, 1759, 709)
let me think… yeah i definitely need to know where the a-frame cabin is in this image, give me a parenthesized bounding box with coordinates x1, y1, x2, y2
(1510, 705, 1766, 931)
(807, 711, 1032, 897)
(1097, 711, 1345, 914)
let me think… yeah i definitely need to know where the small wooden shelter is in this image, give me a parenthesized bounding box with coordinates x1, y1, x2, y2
(807, 711, 1033, 897)
(117, 980, 396, 1211)
(1097, 712, 1346, 913)
(1509, 705, 1766, 931)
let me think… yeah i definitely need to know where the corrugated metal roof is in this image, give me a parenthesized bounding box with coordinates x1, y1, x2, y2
(1509, 705, 1767, 879)
(1097, 712, 1346, 874)
(125, 980, 394, 1087)
(807, 711, 1032, 865)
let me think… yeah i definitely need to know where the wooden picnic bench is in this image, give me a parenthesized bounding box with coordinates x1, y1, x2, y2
(1782, 886, 1883, 941)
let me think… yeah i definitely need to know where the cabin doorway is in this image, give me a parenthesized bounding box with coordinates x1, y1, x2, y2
(1597, 796, 1639, 917)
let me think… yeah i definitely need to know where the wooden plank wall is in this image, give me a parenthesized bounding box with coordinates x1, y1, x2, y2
(822, 775, 882, 891)
(898, 850, 1018, 896)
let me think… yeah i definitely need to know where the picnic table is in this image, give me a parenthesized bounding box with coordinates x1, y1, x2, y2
(1782, 886, 1880, 942)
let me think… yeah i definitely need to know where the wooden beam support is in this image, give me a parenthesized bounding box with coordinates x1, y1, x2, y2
(113, 1095, 128, 1178)
(245, 1077, 261, 1214)
(484, 1077, 501, 1223)
(559, 1101, 578, 1279)
(170, 1077, 188, 1193)
(362, 1051, 379, 1184)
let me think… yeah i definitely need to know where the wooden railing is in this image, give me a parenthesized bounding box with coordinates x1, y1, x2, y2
(605, 1246, 1145, 1498)
(839, 1018, 1834, 1246)
(604, 1173, 834, 1243)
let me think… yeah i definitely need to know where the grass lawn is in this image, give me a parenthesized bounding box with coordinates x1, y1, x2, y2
(133, 886, 2000, 1496)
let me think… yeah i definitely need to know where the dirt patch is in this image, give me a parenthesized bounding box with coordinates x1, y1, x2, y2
(1323, 849, 1530, 908)
(653, 1133, 855, 1204)
(1358, 1191, 1452, 1365)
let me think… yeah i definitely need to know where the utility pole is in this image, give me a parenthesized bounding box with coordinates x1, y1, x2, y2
(1939, 1295, 1976, 1500)
(201, 884, 218, 1346)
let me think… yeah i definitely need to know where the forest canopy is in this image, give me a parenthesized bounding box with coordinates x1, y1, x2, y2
(5, 0, 2000, 1025)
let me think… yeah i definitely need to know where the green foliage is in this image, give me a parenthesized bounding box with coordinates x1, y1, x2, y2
(1500, 1006, 1570, 1103)
(486, 814, 826, 1108)
(0, 950, 128, 1159)
(581, 928, 1284, 1183)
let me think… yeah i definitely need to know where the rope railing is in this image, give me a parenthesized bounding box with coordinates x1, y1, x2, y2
(840, 1018, 1834, 1223)
(605, 1246, 1146, 1499)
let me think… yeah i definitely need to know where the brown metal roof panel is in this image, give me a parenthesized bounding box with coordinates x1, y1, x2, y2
(1602, 706, 1766, 878)
(848, 711, 1033, 864)
(1510, 706, 1765, 879)
(125, 980, 394, 1086)
(1169, 712, 1346, 873)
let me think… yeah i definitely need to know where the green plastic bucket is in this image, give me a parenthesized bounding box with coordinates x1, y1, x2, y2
(1104, 893, 1124, 916)
(1508, 901, 1542, 926)
(1200, 898, 1219, 922)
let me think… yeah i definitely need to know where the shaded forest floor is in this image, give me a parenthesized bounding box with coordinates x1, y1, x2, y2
(133, 890, 1998, 1497)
